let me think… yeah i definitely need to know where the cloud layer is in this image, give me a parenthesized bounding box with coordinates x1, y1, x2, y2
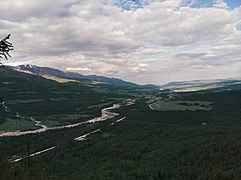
(1, 0, 241, 84)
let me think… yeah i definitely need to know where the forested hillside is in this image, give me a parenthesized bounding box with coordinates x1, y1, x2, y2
(1, 75, 241, 179)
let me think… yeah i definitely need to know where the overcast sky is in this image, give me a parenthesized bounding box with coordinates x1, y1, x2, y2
(1, 0, 241, 84)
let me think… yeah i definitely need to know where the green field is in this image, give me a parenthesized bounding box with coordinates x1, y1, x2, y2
(149, 100, 213, 111)
(0, 118, 38, 131)
(39, 114, 95, 126)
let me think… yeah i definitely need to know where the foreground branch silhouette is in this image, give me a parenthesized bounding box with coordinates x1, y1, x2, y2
(0, 34, 13, 65)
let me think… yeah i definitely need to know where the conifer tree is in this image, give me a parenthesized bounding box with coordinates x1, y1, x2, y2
(0, 34, 13, 65)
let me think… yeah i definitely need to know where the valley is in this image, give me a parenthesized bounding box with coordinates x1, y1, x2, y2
(1, 66, 241, 179)
(2, 1, 241, 179)
(0, 102, 127, 137)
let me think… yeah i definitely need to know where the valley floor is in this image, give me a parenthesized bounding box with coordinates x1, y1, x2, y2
(1, 69, 241, 179)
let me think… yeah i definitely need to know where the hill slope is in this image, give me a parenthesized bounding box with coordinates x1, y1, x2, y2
(17, 64, 141, 87)
(159, 79, 241, 92)
(0, 66, 59, 86)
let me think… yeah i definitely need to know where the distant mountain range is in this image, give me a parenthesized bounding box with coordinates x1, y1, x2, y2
(159, 79, 241, 92)
(2, 64, 241, 92)
(16, 64, 146, 87)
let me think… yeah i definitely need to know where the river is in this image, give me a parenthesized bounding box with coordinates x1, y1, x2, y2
(0, 103, 122, 137)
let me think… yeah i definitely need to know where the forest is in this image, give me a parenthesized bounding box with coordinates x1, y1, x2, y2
(0, 80, 241, 179)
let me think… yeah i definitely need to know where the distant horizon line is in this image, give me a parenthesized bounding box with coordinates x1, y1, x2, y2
(3, 63, 241, 86)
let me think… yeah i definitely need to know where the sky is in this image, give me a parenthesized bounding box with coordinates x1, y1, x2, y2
(0, 0, 241, 85)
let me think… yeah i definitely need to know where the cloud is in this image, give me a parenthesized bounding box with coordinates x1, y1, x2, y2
(213, 0, 228, 9)
(129, 63, 150, 72)
(66, 67, 91, 72)
(1, 0, 241, 84)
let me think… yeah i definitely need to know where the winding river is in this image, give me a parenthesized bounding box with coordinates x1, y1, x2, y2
(0, 104, 122, 137)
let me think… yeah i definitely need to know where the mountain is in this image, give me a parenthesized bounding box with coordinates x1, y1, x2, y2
(141, 84, 159, 89)
(17, 64, 142, 87)
(17, 64, 86, 83)
(0, 66, 59, 86)
(85, 75, 140, 87)
(159, 79, 241, 92)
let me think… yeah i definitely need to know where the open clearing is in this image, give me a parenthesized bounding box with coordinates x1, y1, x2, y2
(149, 100, 213, 111)
(0, 118, 38, 131)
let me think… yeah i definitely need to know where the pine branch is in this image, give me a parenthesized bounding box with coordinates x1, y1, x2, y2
(0, 34, 14, 62)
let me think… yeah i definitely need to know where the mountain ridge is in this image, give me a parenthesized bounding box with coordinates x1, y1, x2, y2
(159, 79, 241, 92)
(17, 64, 145, 87)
